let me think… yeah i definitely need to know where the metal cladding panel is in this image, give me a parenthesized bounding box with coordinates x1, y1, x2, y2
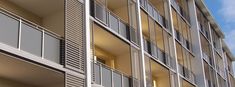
(65, 0, 85, 73)
(66, 73, 85, 87)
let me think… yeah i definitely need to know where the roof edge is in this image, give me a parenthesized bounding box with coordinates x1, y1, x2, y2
(195, 0, 225, 38)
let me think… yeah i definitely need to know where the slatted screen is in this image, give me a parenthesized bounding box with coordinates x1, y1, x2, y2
(65, 0, 85, 73)
(66, 73, 85, 87)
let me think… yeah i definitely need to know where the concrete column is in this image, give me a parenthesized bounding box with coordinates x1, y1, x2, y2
(188, 0, 207, 87)
(136, 0, 147, 86)
(166, 0, 181, 87)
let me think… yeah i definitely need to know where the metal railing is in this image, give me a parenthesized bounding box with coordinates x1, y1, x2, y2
(174, 29, 192, 51)
(170, 0, 190, 22)
(91, 0, 138, 42)
(0, 9, 63, 64)
(203, 52, 210, 62)
(91, 61, 132, 87)
(143, 37, 174, 68)
(202, 52, 214, 66)
(140, 0, 170, 30)
(178, 63, 196, 83)
(198, 22, 210, 40)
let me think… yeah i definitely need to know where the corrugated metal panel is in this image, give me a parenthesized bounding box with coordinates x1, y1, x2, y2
(65, 0, 85, 73)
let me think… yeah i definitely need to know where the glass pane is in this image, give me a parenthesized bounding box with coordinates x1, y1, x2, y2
(95, 3, 106, 24)
(151, 43, 158, 58)
(130, 28, 138, 44)
(153, 10, 158, 21)
(102, 67, 112, 87)
(131, 47, 141, 79)
(0, 13, 19, 48)
(119, 22, 127, 38)
(21, 23, 42, 57)
(123, 76, 130, 87)
(94, 63, 101, 84)
(147, 4, 153, 16)
(145, 56, 152, 87)
(109, 14, 119, 32)
(44, 33, 60, 63)
(129, 2, 137, 30)
(113, 72, 122, 87)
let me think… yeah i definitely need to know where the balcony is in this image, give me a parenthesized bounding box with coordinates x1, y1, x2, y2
(90, 0, 139, 44)
(174, 30, 192, 51)
(170, 0, 190, 22)
(178, 63, 196, 83)
(202, 52, 214, 66)
(143, 37, 175, 68)
(198, 23, 210, 40)
(145, 59, 171, 87)
(0, 9, 63, 64)
(91, 61, 131, 87)
(91, 23, 135, 87)
(140, 0, 170, 30)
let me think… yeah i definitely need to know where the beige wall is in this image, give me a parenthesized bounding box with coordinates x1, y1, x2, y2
(94, 46, 116, 68)
(42, 10, 64, 36)
(0, 0, 42, 25)
(115, 53, 131, 75)
(113, 6, 129, 23)
(0, 78, 34, 87)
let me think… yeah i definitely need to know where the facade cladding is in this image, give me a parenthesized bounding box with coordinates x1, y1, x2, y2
(0, 0, 235, 87)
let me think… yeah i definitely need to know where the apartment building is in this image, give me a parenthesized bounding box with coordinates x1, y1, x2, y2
(0, 0, 234, 87)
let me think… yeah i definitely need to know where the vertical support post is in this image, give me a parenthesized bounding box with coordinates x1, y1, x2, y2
(166, 0, 181, 86)
(188, 0, 207, 87)
(85, 0, 91, 86)
(136, 0, 147, 86)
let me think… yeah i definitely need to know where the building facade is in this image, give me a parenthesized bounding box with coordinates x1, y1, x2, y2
(0, 0, 234, 87)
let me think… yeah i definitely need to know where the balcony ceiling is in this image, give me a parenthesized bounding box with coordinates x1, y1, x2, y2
(8, 0, 64, 17)
(107, 0, 127, 10)
(151, 61, 169, 78)
(0, 53, 64, 87)
(93, 24, 130, 56)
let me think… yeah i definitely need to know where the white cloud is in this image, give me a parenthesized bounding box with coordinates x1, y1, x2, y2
(219, 0, 235, 55)
(224, 29, 235, 54)
(220, 0, 235, 22)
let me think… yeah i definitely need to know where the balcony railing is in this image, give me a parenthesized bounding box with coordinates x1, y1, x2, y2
(203, 52, 210, 63)
(91, 0, 140, 44)
(143, 37, 174, 68)
(0, 9, 63, 64)
(170, 0, 190, 22)
(140, 0, 170, 31)
(91, 61, 132, 87)
(143, 37, 151, 54)
(178, 63, 196, 83)
(174, 30, 192, 51)
(202, 52, 214, 66)
(198, 22, 210, 40)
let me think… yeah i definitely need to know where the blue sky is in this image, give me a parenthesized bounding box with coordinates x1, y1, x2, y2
(204, 0, 235, 55)
(204, 0, 235, 73)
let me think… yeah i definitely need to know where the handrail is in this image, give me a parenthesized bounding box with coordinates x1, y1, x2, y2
(0, 8, 64, 64)
(143, 37, 171, 66)
(91, 60, 131, 78)
(178, 63, 196, 83)
(170, 0, 190, 22)
(174, 29, 192, 51)
(93, 0, 131, 41)
(93, 0, 129, 26)
(0, 7, 63, 40)
(140, 0, 169, 29)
